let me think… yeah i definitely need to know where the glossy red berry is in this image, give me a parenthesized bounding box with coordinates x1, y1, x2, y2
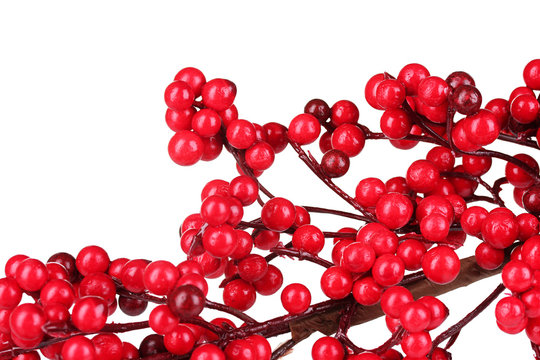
(164, 81, 194, 111)
(372, 254, 405, 287)
(446, 71, 475, 89)
(463, 109, 500, 146)
(292, 224, 325, 255)
(381, 286, 413, 318)
(143, 261, 179, 296)
(223, 279, 256, 311)
(15, 258, 48, 292)
(168, 131, 204, 166)
(510, 94, 539, 124)
(40, 279, 75, 308)
(201, 78, 236, 111)
(164, 324, 195, 355)
(524, 59, 540, 90)
(356, 177, 387, 208)
(397, 239, 426, 271)
(450, 85, 482, 115)
(341, 242, 376, 273)
(149, 305, 177, 335)
(202, 224, 238, 258)
(398, 63, 430, 95)
(246, 335, 271, 360)
(245, 141, 275, 170)
(311, 336, 344, 360)
(9, 303, 46, 341)
(422, 246, 460, 284)
(401, 331, 431, 358)
(475, 243, 505, 270)
(505, 154, 539, 188)
(263, 122, 288, 153)
(320, 266, 353, 299)
(72, 296, 108, 332)
(352, 277, 382, 306)
(463, 154, 492, 176)
(420, 213, 450, 242)
(230, 175, 259, 206)
(330, 100, 359, 126)
(417, 295, 449, 330)
(418, 76, 449, 107)
(376, 79, 406, 109)
(261, 197, 296, 232)
(496, 296, 526, 330)
(485, 98, 510, 128)
(305, 98, 331, 122)
(191, 344, 226, 360)
(0, 278, 22, 310)
(400, 301, 431, 332)
(165, 107, 195, 132)
(481, 211, 519, 249)
(238, 254, 268, 282)
(365, 73, 385, 110)
(61, 336, 96, 360)
(252, 264, 283, 296)
(288, 113, 321, 145)
(281, 283, 311, 314)
(375, 193, 414, 229)
(406, 160, 440, 193)
(321, 149, 350, 178)
(380, 109, 412, 140)
(331, 123, 366, 157)
(502, 260, 532, 293)
(226, 119, 256, 149)
(168, 285, 205, 318)
(174, 67, 205, 97)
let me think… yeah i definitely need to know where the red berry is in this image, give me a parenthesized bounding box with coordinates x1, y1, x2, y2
(446, 71, 475, 89)
(524, 59, 540, 90)
(463, 109, 500, 146)
(398, 63, 430, 95)
(450, 85, 482, 115)
(252, 265, 283, 296)
(420, 213, 450, 242)
(372, 254, 405, 287)
(281, 283, 311, 314)
(223, 280, 256, 311)
(375, 193, 414, 229)
(9, 303, 46, 341)
(202, 224, 238, 258)
(422, 246, 460, 284)
(517, 213, 540, 240)
(149, 305, 177, 335)
(72, 296, 108, 332)
(288, 113, 321, 145)
(168, 285, 205, 318)
(331, 100, 359, 126)
(401, 331, 431, 358)
(168, 131, 204, 166)
(40, 279, 75, 308)
(92, 333, 123, 360)
(365, 74, 386, 110)
(510, 94, 539, 124)
(305, 99, 331, 122)
(15, 258, 48, 292)
(481, 212, 519, 249)
(311, 336, 344, 360)
(164, 324, 195, 355)
(164, 81, 194, 111)
(462, 154, 492, 176)
(61, 336, 96, 360)
(165, 107, 195, 132)
(143, 261, 179, 296)
(496, 296, 526, 330)
(380, 109, 412, 140)
(238, 254, 268, 282)
(246, 335, 272, 360)
(292, 224, 325, 255)
(263, 122, 288, 153)
(261, 197, 296, 232)
(381, 286, 413, 318)
(320, 266, 353, 299)
(230, 175, 259, 206)
(505, 153, 539, 188)
(356, 178, 387, 208)
(485, 98, 510, 128)
(417, 295, 449, 330)
(0, 278, 22, 310)
(352, 277, 383, 306)
(331, 123, 366, 157)
(475, 243, 505, 270)
(201, 78, 236, 111)
(397, 239, 426, 271)
(191, 344, 226, 360)
(245, 141, 275, 170)
(406, 160, 440, 193)
(502, 260, 532, 293)
(400, 301, 431, 332)
(341, 242, 376, 273)
(226, 119, 256, 149)
(376, 79, 406, 109)
(418, 76, 449, 107)
(460, 206, 488, 236)
(321, 149, 350, 178)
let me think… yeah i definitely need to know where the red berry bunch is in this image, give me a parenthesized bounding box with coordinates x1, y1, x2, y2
(2, 60, 540, 359)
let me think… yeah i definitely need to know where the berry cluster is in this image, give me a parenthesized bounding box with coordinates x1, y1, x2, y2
(2, 60, 540, 359)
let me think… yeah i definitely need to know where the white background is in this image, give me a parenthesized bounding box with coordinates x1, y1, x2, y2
(1, 1, 539, 358)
